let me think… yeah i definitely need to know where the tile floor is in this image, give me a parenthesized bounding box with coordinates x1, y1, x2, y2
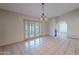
(0, 36, 79, 55)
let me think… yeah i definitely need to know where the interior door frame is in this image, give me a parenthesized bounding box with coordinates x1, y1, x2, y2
(24, 19, 42, 40)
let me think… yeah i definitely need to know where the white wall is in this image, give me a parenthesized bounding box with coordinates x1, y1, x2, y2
(49, 8, 79, 39)
(48, 18, 56, 36)
(0, 12, 4, 45)
(42, 22, 49, 36)
(0, 10, 24, 46)
(56, 9, 79, 39)
(0, 10, 48, 46)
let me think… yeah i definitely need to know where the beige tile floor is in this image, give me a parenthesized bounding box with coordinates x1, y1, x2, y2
(0, 36, 79, 55)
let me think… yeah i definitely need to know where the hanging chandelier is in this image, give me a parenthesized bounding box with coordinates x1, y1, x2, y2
(40, 3, 48, 22)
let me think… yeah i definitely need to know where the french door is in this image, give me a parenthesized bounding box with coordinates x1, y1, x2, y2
(24, 20, 41, 39)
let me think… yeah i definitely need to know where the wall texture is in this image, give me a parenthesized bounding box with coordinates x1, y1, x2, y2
(48, 9, 79, 39)
(0, 10, 48, 46)
(48, 18, 56, 36)
(56, 9, 79, 39)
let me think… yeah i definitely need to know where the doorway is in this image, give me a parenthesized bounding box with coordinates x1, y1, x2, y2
(57, 21, 67, 38)
(24, 20, 42, 39)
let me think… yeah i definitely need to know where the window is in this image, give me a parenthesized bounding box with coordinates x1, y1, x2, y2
(57, 21, 67, 37)
(58, 21, 67, 33)
(24, 20, 42, 39)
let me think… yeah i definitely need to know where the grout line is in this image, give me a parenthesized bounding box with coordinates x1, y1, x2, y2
(75, 40, 77, 55)
(53, 39, 67, 55)
(63, 39, 71, 55)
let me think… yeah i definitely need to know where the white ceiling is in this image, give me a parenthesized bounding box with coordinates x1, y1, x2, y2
(0, 3, 79, 18)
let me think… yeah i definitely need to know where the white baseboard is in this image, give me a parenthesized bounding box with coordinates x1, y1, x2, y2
(68, 34, 79, 40)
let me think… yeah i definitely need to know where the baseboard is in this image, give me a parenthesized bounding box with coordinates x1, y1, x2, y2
(68, 35, 79, 40)
(0, 35, 49, 47)
(0, 40, 24, 47)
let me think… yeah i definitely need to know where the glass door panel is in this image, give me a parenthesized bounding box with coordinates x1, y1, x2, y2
(31, 22, 35, 37)
(25, 21, 29, 39)
(25, 21, 42, 39)
(35, 22, 40, 36)
(29, 22, 35, 38)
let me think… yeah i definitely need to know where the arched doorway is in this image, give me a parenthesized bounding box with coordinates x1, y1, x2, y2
(56, 21, 67, 38)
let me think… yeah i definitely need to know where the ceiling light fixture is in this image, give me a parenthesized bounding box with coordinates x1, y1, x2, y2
(40, 3, 48, 22)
